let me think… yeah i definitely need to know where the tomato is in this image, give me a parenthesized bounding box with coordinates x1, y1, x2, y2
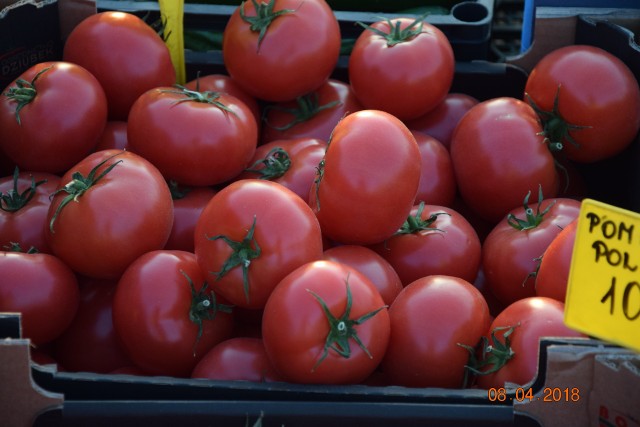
(323, 245, 403, 305)
(381, 275, 490, 388)
(45, 149, 174, 279)
(0, 249, 79, 346)
(411, 131, 456, 207)
(222, 0, 341, 102)
(450, 97, 560, 224)
(63, 11, 176, 120)
(235, 137, 327, 204)
(482, 191, 581, 306)
(113, 250, 235, 377)
(194, 179, 324, 309)
(371, 203, 481, 286)
(404, 93, 479, 149)
(470, 297, 585, 388)
(260, 79, 364, 144)
(95, 121, 129, 151)
(0, 168, 60, 253)
(309, 110, 421, 245)
(262, 260, 390, 384)
(535, 218, 578, 302)
(524, 45, 640, 163)
(0, 61, 107, 174)
(164, 182, 216, 253)
(348, 17, 454, 120)
(127, 86, 258, 187)
(191, 337, 283, 382)
(53, 277, 133, 374)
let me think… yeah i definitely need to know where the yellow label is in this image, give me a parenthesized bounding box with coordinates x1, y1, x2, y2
(565, 198, 640, 353)
(159, 0, 186, 85)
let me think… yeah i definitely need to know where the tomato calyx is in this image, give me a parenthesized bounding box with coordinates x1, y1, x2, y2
(525, 86, 591, 153)
(168, 180, 192, 200)
(3, 65, 51, 125)
(263, 93, 341, 131)
(160, 85, 237, 116)
(181, 270, 234, 356)
(393, 201, 449, 236)
(506, 185, 555, 231)
(3, 241, 38, 253)
(357, 14, 427, 47)
(207, 215, 261, 303)
(48, 151, 124, 233)
(0, 166, 47, 213)
(306, 276, 387, 371)
(244, 147, 291, 179)
(240, 0, 298, 51)
(313, 159, 325, 210)
(460, 325, 518, 379)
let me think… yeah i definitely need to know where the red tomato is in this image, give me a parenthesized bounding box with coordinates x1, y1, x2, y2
(0, 169, 60, 253)
(482, 192, 581, 306)
(222, 0, 341, 102)
(63, 11, 176, 120)
(309, 110, 421, 245)
(348, 17, 454, 120)
(0, 250, 79, 345)
(95, 121, 129, 151)
(45, 149, 174, 279)
(371, 203, 481, 286)
(535, 218, 578, 302)
(262, 260, 390, 384)
(323, 245, 403, 305)
(191, 337, 283, 382)
(194, 179, 324, 309)
(381, 275, 490, 388)
(405, 93, 479, 149)
(471, 297, 585, 388)
(260, 79, 364, 144)
(0, 61, 107, 174)
(113, 250, 235, 377)
(450, 97, 560, 224)
(525, 45, 640, 163)
(53, 277, 133, 374)
(127, 87, 257, 186)
(164, 182, 216, 253)
(235, 137, 327, 204)
(411, 131, 457, 207)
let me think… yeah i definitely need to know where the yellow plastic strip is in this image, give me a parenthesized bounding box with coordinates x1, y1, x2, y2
(159, 0, 186, 85)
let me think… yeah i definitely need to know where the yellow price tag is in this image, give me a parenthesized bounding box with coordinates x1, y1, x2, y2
(159, 0, 186, 85)
(565, 198, 640, 352)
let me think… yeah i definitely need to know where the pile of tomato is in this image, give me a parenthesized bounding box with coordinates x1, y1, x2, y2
(2, 0, 640, 391)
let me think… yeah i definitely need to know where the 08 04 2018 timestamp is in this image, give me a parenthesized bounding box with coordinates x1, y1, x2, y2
(487, 387, 581, 403)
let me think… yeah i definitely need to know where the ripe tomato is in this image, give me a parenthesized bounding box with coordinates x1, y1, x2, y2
(309, 110, 421, 245)
(164, 182, 216, 253)
(63, 11, 176, 120)
(0, 61, 107, 174)
(0, 250, 79, 346)
(371, 203, 482, 286)
(95, 121, 129, 151)
(235, 137, 327, 204)
(535, 218, 578, 302)
(381, 275, 490, 388)
(0, 168, 60, 253)
(525, 45, 640, 163)
(262, 260, 390, 384)
(348, 17, 454, 120)
(450, 97, 560, 224)
(260, 79, 364, 144)
(222, 0, 341, 102)
(53, 277, 133, 374)
(127, 86, 258, 187)
(405, 93, 479, 149)
(411, 131, 456, 207)
(191, 337, 283, 382)
(323, 245, 403, 305)
(45, 149, 174, 279)
(471, 297, 585, 388)
(482, 191, 581, 306)
(113, 250, 235, 377)
(194, 179, 324, 309)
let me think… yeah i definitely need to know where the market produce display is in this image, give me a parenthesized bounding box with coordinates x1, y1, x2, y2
(2, 0, 638, 395)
